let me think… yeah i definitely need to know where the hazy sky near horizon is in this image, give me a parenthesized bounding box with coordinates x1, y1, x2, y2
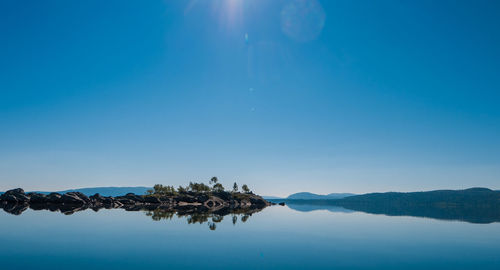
(1, 0, 500, 196)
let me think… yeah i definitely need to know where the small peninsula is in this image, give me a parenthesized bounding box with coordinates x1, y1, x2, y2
(0, 178, 270, 216)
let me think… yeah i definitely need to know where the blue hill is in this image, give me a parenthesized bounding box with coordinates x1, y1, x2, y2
(1, 187, 151, 197)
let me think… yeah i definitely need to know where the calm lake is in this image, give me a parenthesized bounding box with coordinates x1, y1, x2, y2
(1, 203, 500, 269)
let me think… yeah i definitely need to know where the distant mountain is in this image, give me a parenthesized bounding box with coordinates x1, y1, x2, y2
(16, 187, 151, 197)
(339, 187, 499, 205)
(262, 196, 283, 200)
(286, 192, 355, 200)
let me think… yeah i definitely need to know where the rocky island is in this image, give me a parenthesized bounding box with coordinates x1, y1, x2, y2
(0, 178, 271, 217)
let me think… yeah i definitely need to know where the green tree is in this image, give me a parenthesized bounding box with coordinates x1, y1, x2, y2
(153, 184, 163, 194)
(242, 184, 250, 193)
(213, 183, 225, 192)
(152, 184, 176, 195)
(189, 182, 211, 193)
(209, 177, 218, 185)
(233, 182, 238, 192)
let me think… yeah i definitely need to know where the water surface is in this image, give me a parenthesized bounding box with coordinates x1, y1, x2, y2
(1, 204, 499, 269)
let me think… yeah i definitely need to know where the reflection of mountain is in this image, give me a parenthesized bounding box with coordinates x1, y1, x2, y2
(286, 192, 354, 200)
(272, 188, 500, 224)
(284, 202, 353, 213)
(338, 188, 500, 224)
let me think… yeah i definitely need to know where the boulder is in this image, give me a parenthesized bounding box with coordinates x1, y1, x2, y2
(29, 193, 48, 204)
(0, 188, 30, 203)
(144, 196, 161, 204)
(124, 193, 145, 203)
(47, 193, 62, 203)
(71, 192, 90, 203)
(1, 194, 20, 203)
(115, 197, 136, 205)
(61, 192, 86, 205)
(101, 196, 114, 204)
(89, 193, 103, 202)
(249, 197, 267, 206)
(90, 193, 114, 204)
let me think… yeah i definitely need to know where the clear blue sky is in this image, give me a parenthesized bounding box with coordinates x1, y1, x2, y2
(1, 0, 499, 196)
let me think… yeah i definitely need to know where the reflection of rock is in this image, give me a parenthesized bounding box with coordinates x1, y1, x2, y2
(29, 193, 48, 204)
(2, 202, 29, 215)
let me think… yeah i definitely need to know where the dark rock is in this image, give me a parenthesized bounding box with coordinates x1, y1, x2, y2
(1, 187, 271, 219)
(213, 191, 232, 201)
(47, 193, 62, 203)
(176, 195, 197, 203)
(61, 192, 86, 205)
(158, 196, 172, 203)
(89, 193, 103, 202)
(29, 193, 48, 204)
(90, 193, 114, 204)
(2, 203, 29, 215)
(123, 193, 145, 203)
(196, 194, 210, 203)
(101, 196, 114, 204)
(278, 202, 286, 206)
(1, 194, 19, 203)
(144, 196, 161, 204)
(30, 204, 48, 211)
(5, 188, 25, 195)
(1, 188, 30, 203)
(249, 197, 267, 206)
(71, 192, 90, 203)
(116, 198, 136, 205)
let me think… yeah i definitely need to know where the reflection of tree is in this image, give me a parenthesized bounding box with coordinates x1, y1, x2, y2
(185, 212, 211, 224)
(208, 222, 217, 231)
(241, 214, 250, 223)
(141, 207, 263, 230)
(145, 210, 176, 221)
(212, 214, 223, 223)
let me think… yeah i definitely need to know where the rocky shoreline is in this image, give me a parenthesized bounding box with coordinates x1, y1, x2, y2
(0, 188, 271, 215)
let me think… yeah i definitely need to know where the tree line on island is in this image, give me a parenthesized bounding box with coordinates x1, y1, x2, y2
(146, 177, 251, 196)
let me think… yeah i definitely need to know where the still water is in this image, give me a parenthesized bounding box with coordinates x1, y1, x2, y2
(1, 204, 499, 269)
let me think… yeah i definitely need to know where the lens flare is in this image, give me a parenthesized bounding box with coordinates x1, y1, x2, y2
(281, 0, 326, 42)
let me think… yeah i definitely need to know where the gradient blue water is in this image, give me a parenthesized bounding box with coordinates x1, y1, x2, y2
(1, 205, 499, 269)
